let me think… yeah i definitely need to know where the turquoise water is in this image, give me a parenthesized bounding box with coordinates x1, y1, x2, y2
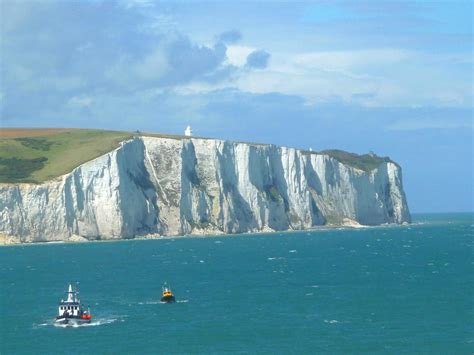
(1, 213, 473, 354)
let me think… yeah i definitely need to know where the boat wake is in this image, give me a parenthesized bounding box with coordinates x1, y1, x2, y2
(159, 299, 189, 304)
(34, 317, 121, 329)
(138, 299, 189, 305)
(323, 319, 349, 325)
(53, 317, 119, 328)
(138, 300, 162, 305)
(34, 322, 50, 327)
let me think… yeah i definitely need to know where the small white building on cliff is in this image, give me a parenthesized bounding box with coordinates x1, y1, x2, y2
(185, 126, 192, 137)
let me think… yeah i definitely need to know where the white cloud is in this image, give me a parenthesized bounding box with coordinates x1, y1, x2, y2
(226, 45, 256, 66)
(222, 48, 473, 107)
(134, 48, 170, 82)
(68, 95, 94, 109)
(293, 49, 412, 73)
(388, 117, 473, 130)
(120, 0, 156, 9)
(139, 44, 472, 108)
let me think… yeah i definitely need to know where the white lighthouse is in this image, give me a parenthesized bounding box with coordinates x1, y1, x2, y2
(184, 126, 192, 137)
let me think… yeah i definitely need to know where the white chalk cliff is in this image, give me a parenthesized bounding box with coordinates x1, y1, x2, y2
(0, 137, 410, 243)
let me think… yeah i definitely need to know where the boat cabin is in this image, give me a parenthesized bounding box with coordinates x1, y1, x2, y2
(58, 284, 82, 317)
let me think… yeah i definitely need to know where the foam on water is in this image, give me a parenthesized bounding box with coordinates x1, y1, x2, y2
(34, 317, 121, 329)
(138, 299, 189, 305)
(54, 318, 120, 328)
(138, 300, 162, 305)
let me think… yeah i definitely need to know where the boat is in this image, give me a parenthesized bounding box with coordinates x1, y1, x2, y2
(55, 283, 92, 325)
(160, 283, 176, 303)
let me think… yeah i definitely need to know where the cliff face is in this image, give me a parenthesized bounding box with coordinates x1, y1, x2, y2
(0, 137, 410, 243)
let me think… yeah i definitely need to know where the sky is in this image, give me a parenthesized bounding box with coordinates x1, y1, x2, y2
(0, 0, 472, 213)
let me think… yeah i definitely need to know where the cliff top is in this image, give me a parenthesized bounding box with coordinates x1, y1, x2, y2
(0, 128, 395, 183)
(319, 149, 397, 173)
(0, 129, 132, 183)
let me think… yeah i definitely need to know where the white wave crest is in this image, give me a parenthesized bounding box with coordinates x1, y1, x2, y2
(53, 317, 119, 328)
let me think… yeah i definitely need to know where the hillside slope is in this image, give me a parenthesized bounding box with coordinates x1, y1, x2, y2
(0, 129, 133, 183)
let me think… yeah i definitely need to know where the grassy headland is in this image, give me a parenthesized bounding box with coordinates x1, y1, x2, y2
(0, 128, 394, 184)
(0, 129, 133, 183)
(320, 149, 395, 173)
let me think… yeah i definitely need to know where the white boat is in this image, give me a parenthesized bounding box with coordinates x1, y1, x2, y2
(55, 283, 92, 325)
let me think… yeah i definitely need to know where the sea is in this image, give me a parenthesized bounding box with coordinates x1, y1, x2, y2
(1, 213, 472, 354)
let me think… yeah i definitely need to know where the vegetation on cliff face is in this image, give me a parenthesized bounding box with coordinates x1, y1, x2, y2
(320, 149, 396, 173)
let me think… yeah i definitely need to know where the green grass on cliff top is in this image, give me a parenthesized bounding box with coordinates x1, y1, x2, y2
(0, 129, 135, 183)
(0, 128, 196, 183)
(0, 128, 393, 183)
(319, 149, 396, 173)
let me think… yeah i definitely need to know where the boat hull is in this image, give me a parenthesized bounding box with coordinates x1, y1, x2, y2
(160, 295, 175, 303)
(55, 316, 91, 325)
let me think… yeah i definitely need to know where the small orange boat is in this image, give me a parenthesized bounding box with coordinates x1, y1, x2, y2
(160, 283, 176, 303)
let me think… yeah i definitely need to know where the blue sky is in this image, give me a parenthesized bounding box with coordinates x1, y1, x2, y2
(1, 0, 472, 212)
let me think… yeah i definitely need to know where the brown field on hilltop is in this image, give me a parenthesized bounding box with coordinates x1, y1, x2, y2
(0, 128, 76, 138)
